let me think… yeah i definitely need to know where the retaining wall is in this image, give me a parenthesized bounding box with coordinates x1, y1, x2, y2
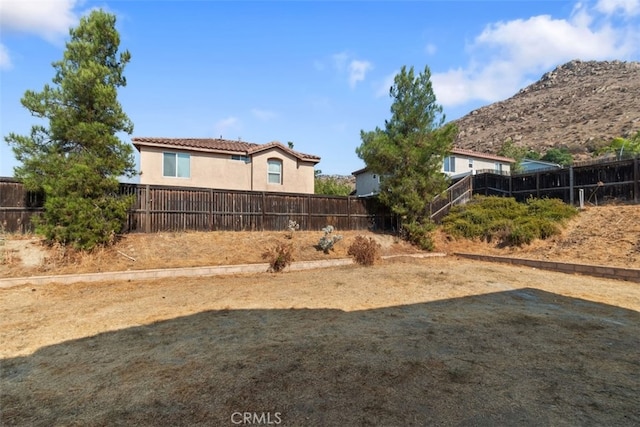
(455, 253, 640, 283)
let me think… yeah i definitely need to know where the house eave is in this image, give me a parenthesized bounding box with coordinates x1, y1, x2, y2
(133, 141, 247, 156)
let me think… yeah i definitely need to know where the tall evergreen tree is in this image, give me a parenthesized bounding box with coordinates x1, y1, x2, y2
(356, 65, 457, 249)
(5, 10, 135, 249)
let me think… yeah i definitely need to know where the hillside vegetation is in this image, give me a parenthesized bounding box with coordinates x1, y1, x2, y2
(442, 196, 579, 246)
(453, 60, 640, 160)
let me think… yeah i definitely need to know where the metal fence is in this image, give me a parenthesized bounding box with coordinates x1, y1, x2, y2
(472, 156, 640, 205)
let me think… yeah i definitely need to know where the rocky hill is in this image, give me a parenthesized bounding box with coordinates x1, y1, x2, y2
(453, 60, 640, 160)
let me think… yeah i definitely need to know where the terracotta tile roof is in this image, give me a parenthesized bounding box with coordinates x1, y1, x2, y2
(132, 137, 320, 162)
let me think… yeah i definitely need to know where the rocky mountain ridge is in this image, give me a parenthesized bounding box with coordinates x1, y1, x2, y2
(453, 60, 640, 160)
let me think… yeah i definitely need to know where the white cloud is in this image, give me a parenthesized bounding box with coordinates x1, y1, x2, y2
(432, 4, 639, 107)
(0, 44, 12, 70)
(332, 52, 349, 71)
(375, 70, 398, 98)
(214, 116, 240, 138)
(0, 0, 80, 67)
(327, 52, 373, 87)
(348, 60, 372, 88)
(596, 0, 640, 16)
(0, 0, 79, 42)
(312, 59, 325, 71)
(251, 108, 277, 122)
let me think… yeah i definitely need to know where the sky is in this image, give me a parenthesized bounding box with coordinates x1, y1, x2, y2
(1, 0, 640, 179)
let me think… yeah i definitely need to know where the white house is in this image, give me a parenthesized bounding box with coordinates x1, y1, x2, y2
(352, 148, 514, 197)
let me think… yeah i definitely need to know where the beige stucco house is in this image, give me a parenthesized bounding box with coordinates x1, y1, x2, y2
(352, 148, 514, 196)
(133, 137, 321, 193)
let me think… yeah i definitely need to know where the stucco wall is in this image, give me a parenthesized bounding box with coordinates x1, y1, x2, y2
(251, 148, 315, 193)
(139, 147, 251, 189)
(355, 171, 381, 196)
(139, 146, 316, 193)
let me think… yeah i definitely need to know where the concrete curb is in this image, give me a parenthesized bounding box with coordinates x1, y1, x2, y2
(0, 253, 447, 289)
(454, 252, 640, 283)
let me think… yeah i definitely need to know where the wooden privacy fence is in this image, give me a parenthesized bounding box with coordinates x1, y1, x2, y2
(0, 180, 395, 234)
(473, 156, 640, 205)
(121, 184, 395, 233)
(4, 156, 638, 234)
(0, 178, 44, 234)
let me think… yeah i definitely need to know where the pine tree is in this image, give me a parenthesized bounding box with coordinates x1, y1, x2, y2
(5, 10, 135, 250)
(356, 65, 457, 249)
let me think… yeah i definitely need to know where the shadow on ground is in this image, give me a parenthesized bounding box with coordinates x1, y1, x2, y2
(2, 288, 639, 426)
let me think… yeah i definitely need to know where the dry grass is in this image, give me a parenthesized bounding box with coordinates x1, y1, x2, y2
(1, 258, 639, 425)
(3, 205, 640, 279)
(0, 230, 416, 278)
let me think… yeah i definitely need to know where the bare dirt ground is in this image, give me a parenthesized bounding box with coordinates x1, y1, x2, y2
(1, 258, 639, 426)
(1, 206, 640, 425)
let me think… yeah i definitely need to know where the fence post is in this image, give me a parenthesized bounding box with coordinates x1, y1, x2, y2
(209, 189, 214, 230)
(307, 194, 312, 230)
(536, 172, 540, 198)
(569, 166, 574, 205)
(484, 173, 488, 196)
(144, 185, 151, 233)
(261, 192, 266, 231)
(634, 155, 639, 204)
(347, 196, 351, 229)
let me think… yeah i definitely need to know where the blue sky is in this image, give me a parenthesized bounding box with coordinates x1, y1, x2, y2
(1, 0, 639, 178)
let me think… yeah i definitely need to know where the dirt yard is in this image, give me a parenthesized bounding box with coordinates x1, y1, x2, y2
(1, 205, 640, 425)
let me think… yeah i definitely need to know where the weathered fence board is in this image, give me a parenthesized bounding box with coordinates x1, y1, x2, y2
(0, 179, 395, 234)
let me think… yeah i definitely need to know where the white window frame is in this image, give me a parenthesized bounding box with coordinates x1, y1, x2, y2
(267, 158, 282, 184)
(495, 162, 503, 173)
(444, 156, 456, 173)
(231, 154, 250, 163)
(163, 152, 190, 178)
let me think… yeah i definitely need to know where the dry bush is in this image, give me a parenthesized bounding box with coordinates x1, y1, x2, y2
(1, 248, 20, 265)
(262, 241, 294, 272)
(347, 235, 381, 266)
(317, 225, 342, 254)
(285, 220, 300, 239)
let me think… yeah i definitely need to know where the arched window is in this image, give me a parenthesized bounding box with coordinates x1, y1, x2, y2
(267, 159, 282, 184)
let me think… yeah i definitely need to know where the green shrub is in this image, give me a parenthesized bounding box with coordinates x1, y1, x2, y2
(525, 197, 578, 222)
(506, 221, 538, 246)
(402, 220, 435, 251)
(443, 217, 484, 240)
(442, 195, 578, 246)
(347, 235, 381, 266)
(262, 241, 294, 272)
